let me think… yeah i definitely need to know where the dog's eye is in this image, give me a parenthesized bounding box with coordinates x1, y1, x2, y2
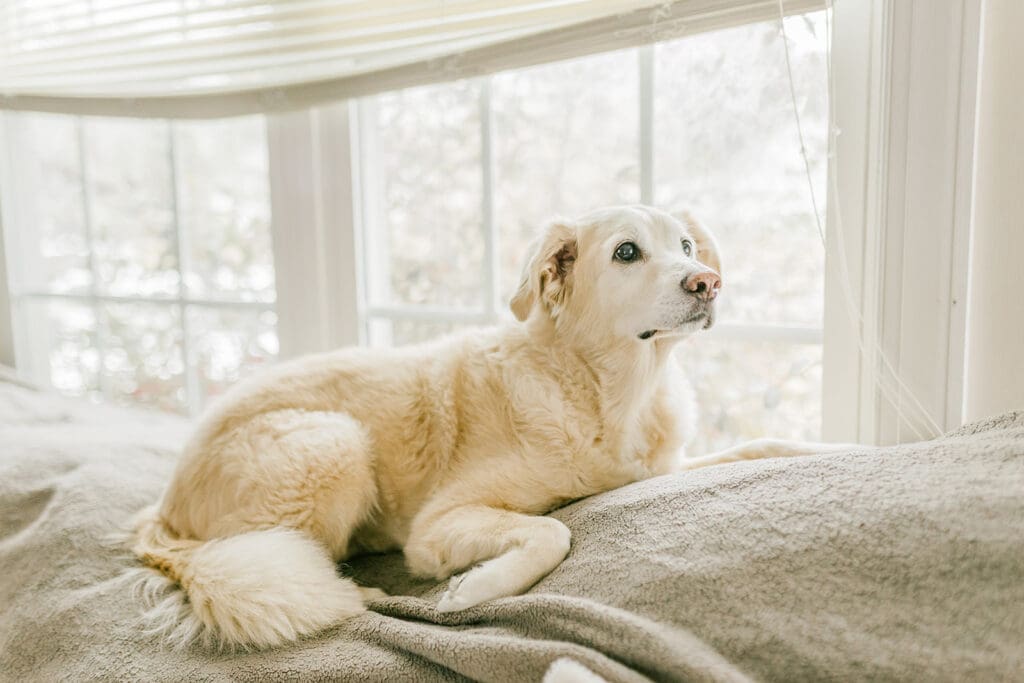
(681, 239, 693, 257)
(614, 242, 640, 263)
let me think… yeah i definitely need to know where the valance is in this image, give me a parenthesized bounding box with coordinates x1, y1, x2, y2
(0, 0, 820, 119)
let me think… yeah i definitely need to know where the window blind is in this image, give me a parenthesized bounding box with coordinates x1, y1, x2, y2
(0, 0, 821, 119)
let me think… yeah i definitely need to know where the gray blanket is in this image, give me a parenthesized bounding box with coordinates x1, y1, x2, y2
(0, 372, 1021, 682)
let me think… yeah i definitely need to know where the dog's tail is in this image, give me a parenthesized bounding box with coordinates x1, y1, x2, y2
(129, 505, 367, 650)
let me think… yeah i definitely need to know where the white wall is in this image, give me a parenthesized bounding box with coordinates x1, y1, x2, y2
(965, 0, 1024, 421)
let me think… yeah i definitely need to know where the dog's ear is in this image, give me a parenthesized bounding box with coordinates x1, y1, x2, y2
(510, 221, 578, 322)
(675, 210, 722, 276)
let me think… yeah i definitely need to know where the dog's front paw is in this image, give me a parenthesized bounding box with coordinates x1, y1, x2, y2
(436, 572, 471, 612)
(436, 564, 503, 613)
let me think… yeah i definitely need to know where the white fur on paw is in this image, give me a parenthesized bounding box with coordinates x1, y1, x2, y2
(436, 572, 470, 612)
(436, 564, 506, 613)
(543, 658, 609, 683)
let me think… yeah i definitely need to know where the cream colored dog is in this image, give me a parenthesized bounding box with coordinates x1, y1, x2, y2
(131, 205, 843, 649)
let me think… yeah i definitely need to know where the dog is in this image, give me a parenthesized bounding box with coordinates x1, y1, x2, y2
(131, 205, 847, 649)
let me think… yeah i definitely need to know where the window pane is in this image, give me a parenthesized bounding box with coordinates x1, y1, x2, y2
(679, 338, 822, 456)
(187, 306, 278, 408)
(368, 80, 484, 308)
(175, 117, 275, 303)
(493, 49, 640, 303)
(655, 12, 828, 327)
(100, 302, 186, 413)
(17, 298, 99, 398)
(84, 118, 179, 298)
(1, 113, 91, 294)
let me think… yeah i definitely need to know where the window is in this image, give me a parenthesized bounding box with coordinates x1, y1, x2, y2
(1, 114, 278, 415)
(2, 9, 832, 454)
(3, 1, 982, 447)
(357, 12, 828, 454)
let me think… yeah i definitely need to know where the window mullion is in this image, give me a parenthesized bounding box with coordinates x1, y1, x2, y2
(0, 137, 13, 367)
(355, 97, 392, 346)
(167, 121, 201, 415)
(480, 77, 499, 319)
(76, 117, 106, 400)
(0, 115, 20, 370)
(267, 110, 326, 357)
(316, 101, 363, 349)
(639, 45, 654, 205)
(268, 105, 365, 355)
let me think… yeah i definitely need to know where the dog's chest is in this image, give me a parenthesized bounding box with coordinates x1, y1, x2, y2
(561, 392, 683, 489)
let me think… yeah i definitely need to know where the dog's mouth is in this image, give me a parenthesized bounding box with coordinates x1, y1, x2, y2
(637, 311, 712, 340)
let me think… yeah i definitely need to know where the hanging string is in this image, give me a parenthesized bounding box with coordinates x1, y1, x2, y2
(778, 4, 825, 247)
(776, 0, 943, 441)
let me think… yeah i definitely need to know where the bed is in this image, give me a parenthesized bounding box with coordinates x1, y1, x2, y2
(1, 368, 1021, 682)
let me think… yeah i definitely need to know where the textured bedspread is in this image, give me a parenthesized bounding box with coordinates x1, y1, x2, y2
(1, 371, 1021, 682)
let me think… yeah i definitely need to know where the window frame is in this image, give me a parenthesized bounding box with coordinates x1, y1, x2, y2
(822, 0, 981, 445)
(0, 0, 984, 445)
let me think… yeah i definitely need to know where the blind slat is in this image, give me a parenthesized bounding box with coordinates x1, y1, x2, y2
(3, 24, 539, 91)
(0, 0, 824, 119)
(3, 1, 600, 77)
(2, 0, 443, 59)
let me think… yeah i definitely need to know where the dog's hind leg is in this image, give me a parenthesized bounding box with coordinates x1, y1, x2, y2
(680, 438, 866, 471)
(140, 409, 389, 648)
(403, 505, 571, 613)
(167, 409, 380, 561)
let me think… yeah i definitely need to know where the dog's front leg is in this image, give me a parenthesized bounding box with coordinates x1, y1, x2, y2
(680, 438, 863, 471)
(404, 505, 571, 613)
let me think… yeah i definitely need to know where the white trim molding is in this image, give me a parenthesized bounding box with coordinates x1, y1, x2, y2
(0, 115, 26, 372)
(823, 0, 982, 444)
(964, 0, 1024, 423)
(267, 102, 363, 359)
(0, 202, 13, 368)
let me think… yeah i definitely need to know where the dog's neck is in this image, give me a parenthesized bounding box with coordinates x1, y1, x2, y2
(524, 314, 680, 428)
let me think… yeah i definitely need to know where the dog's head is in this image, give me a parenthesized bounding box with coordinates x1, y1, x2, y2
(510, 205, 721, 345)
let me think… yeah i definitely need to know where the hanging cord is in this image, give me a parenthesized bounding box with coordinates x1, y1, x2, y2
(778, 3, 825, 246)
(776, 0, 943, 440)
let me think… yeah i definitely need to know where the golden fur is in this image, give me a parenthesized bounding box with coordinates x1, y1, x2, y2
(130, 205, 839, 649)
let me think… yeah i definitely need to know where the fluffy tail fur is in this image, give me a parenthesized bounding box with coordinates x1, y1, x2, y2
(130, 506, 367, 650)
